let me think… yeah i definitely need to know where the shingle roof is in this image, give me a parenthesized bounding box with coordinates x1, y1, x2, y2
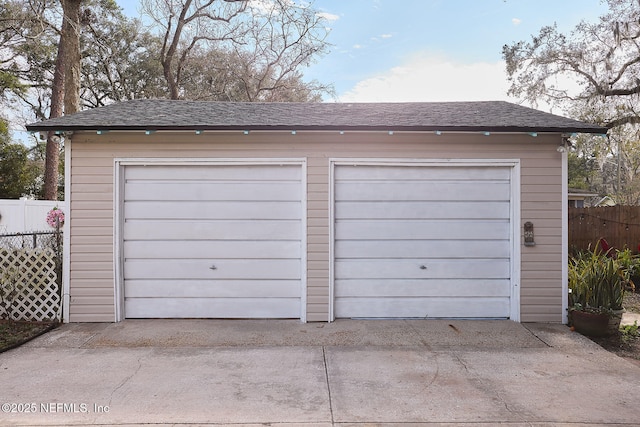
(25, 99, 608, 134)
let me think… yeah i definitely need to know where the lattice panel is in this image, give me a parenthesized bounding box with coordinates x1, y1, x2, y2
(0, 248, 61, 321)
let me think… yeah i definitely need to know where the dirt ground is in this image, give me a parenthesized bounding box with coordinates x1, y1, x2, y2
(588, 291, 640, 364)
(0, 321, 57, 353)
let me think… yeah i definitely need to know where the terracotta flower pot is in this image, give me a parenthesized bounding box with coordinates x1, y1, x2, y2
(570, 310, 610, 337)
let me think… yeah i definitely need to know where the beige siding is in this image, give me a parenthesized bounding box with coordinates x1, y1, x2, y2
(68, 131, 564, 322)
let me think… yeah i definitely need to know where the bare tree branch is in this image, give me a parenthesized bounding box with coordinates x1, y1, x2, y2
(142, 0, 331, 101)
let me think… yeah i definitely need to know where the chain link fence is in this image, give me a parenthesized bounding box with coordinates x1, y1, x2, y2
(0, 231, 63, 322)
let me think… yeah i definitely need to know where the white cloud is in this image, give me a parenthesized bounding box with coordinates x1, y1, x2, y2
(339, 53, 515, 103)
(512, 17, 522, 26)
(370, 33, 393, 42)
(353, 44, 364, 49)
(317, 12, 340, 21)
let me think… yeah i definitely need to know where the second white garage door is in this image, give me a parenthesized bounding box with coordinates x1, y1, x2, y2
(333, 163, 514, 319)
(121, 162, 304, 319)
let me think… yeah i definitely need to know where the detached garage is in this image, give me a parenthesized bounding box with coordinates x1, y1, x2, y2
(26, 100, 606, 323)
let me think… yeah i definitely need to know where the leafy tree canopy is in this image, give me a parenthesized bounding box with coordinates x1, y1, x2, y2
(503, 0, 640, 203)
(0, 118, 42, 198)
(0, 0, 334, 200)
(503, 0, 640, 128)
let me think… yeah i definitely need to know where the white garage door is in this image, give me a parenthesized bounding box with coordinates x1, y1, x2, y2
(122, 163, 304, 319)
(334, 164, 513, 319)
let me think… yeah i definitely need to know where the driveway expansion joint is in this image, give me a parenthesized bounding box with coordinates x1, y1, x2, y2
(321, 346, 335, 425)
(522, 323, 554, 348)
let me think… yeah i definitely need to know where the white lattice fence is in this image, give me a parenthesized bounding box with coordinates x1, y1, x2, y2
(0, 248, 61, 321)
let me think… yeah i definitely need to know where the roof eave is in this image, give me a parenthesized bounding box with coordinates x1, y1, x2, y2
(24, 124, 609, 134)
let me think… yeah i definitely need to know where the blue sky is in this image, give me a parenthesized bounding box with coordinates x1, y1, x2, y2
(119, 0, 608, 104)
(11, 1, 607, 141)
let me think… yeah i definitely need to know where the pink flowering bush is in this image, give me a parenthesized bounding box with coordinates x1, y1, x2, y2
(46, 207, 65, 228)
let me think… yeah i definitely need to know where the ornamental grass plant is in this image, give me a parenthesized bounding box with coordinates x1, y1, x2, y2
(568, 247, 634, 315)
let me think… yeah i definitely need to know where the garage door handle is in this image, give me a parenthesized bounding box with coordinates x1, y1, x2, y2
(420, 265, 427, 270)
(209, 265, 217, 270)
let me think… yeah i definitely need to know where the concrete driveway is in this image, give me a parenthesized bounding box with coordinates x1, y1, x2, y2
(1, 319, 639, 426)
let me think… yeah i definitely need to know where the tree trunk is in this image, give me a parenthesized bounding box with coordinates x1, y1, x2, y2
(62, 0, 82, 115)
(43, 53, 64, 200)
(42, 3, 67, 200)
(43, 0, 82, 200)
(159, 0, 192, 100)
(162, 60, 180, 100)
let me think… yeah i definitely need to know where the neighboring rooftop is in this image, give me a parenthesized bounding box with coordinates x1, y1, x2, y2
(26, 99, 608, 134)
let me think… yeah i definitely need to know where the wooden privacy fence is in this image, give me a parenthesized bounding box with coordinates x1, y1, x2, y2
(569, 206, 640, 254)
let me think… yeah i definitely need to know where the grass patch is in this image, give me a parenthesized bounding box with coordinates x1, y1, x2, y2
(0, 320, 58, 353)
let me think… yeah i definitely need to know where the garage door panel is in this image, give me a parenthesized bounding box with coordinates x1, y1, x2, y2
(334, 297, 511, 319)
(335, 165, 511, 181)
(335, 260, 510, 279)
(125, 259, 301, 280)
(125, 201, 302, 220)
(125, 297, 301, 319)
(122, 163, 303, 319)
(335, 279, 511, 297)
(333, 164, 513, 319)
(125, 280, 300, 298)
(125, 182, 301, 202)
(124, 240, 301, 259)
(125, 164, 302, 181)
(335, 240, 510, 259)
(335, 201, 510, 219)
(124, 220, 301, 240)
(336, 182, 510, 201)
(335, 220, 509, 240)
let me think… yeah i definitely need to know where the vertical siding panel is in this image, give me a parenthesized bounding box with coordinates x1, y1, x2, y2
(306, 155, 330, 320)
(69, 132, 564, 322)
(68, 145, 115, 322)
(520, 152, 563, 322)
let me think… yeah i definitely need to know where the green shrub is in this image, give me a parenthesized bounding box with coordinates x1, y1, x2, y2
(568, 247, 631, 314)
